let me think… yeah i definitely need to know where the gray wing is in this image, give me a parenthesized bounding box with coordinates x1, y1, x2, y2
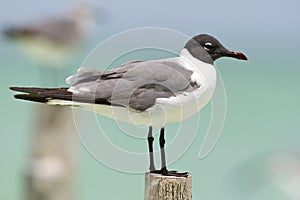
(67, 59, 198, 111)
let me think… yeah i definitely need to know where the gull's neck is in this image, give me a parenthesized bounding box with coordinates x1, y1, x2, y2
(180, 48, 216, 73)
(180, 48, 217, 89)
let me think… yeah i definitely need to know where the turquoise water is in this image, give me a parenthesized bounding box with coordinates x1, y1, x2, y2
(1, 34, 300, 199)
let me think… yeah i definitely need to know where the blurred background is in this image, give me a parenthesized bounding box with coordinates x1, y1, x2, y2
(1, 0, 300, 199)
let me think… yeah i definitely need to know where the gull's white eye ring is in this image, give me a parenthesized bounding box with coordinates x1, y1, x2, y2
(204, 42, 213, 50)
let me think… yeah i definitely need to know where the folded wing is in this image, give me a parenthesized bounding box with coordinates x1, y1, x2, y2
(67, 58, 196, 111)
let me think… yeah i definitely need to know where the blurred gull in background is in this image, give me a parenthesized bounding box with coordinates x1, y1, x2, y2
(3, 4, 97, 68)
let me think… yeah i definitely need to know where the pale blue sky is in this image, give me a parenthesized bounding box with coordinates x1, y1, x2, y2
(1, 0, 299, 69)
(1, 0, 299, 42)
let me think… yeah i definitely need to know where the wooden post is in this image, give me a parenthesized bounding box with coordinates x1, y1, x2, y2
(144, 173, 192, 200)
(25, 105, 77, 200)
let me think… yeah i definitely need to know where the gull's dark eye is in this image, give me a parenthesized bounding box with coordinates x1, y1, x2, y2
(203, 42, 213, 51)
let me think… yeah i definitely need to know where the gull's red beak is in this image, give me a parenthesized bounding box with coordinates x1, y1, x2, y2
(225, 50, 248, 61)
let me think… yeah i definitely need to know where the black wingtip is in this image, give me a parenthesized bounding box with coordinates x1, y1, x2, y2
(10, 86, 21, 92)
(10, 87, 49, 103)
(9, 86, 35, 93)
(14, 94, 48, 103)
(10, 87, 71, 104)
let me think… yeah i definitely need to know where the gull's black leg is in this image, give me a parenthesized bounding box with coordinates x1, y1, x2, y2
(159, 127, 168, 174)
(151, 127, 189, 177)
(147, 126, 156, 172)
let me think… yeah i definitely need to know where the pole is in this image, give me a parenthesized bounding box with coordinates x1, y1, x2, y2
(144, 173, 192, 200)
(25, 105, 77, 200)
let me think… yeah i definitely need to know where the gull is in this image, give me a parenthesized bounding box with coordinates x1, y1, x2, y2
(10, 34, 248, 176)
(3, 4, 95, 67)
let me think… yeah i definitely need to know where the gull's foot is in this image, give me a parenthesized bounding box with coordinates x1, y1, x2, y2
(150, 167, 189, 177)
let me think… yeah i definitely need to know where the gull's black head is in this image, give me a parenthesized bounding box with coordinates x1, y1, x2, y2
(184, 34, 248, 64)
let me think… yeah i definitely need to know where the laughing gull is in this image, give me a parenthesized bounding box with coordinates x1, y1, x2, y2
(3, 4, 95, 67)
(10, 34, 248, 176)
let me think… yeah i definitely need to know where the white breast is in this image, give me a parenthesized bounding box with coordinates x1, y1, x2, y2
(143, 49, 217, 127)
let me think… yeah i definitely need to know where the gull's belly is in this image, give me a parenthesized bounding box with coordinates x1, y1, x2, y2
(89, 86, 213, 127)
(144, 86, 213, 126)
(48, 84, 214, 127)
